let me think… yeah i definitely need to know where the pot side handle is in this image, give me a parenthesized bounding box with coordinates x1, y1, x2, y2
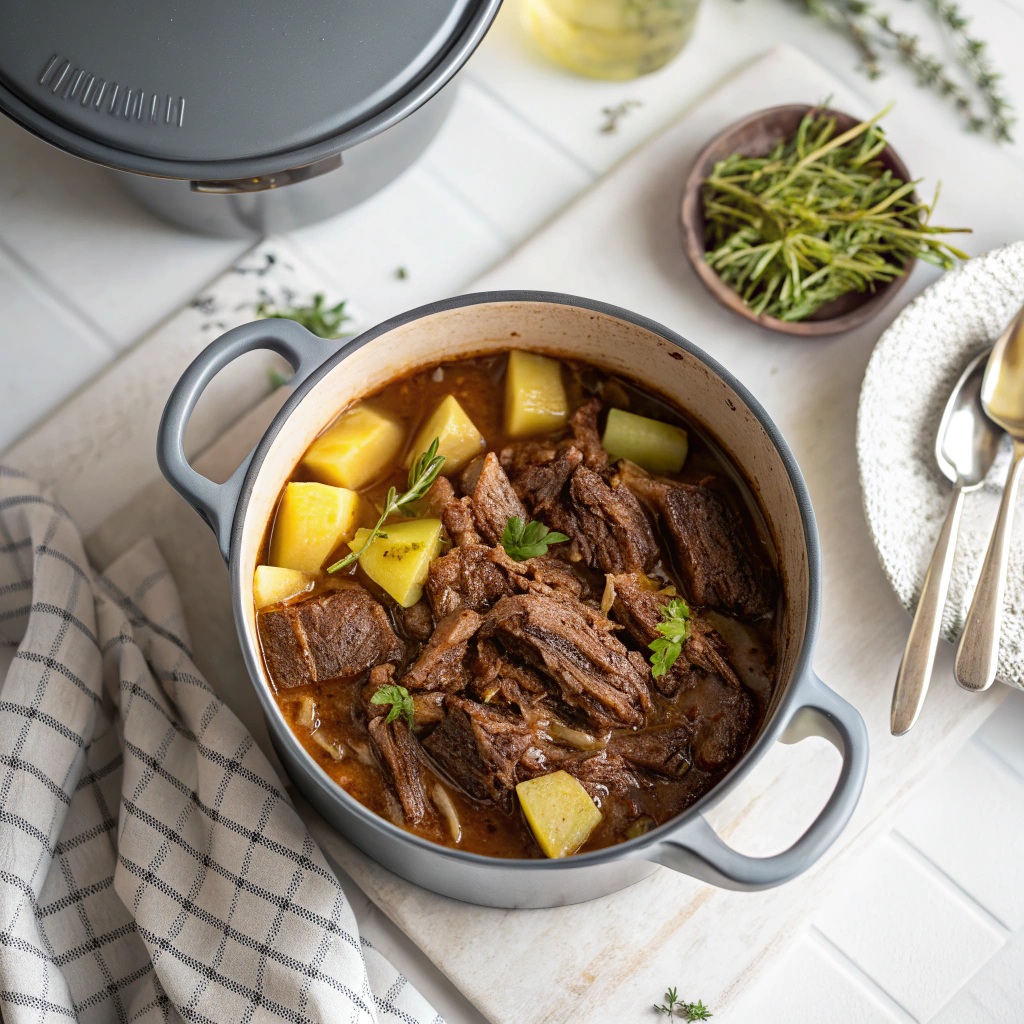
(649, 672, 868, 891)
(156, 319, 333, 562)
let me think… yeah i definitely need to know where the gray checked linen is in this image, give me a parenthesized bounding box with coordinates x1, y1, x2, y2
(0, 467, 443, 1024)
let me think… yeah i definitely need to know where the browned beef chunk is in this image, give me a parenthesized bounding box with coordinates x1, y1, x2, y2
(461, 452, 528, 545)
(422, 475, 458, 517)
(608, 573, 755, 769)
(608, 572, 742, 696)
(568, 397, 609, 473)
(368, 716, 431, 824)
(401, 609, 481, 691)
(617, 462, 775, 618)
(563, 751, 642, 799)
(425, 543, 586, 619)
(423, 697, 534, 809)
(482, 593, 651, 729)
(258, 585, 404, 689)
(441, 496, 482, 547)
(395, 600, 434, 642)
(468, 639, 550, 707)
(568, 465, 658, 574)
(611, 725, 692, 778)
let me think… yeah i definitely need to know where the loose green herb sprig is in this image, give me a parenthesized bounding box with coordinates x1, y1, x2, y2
(256, 293, 352, 339)
(649, 598, 692, 679)
(702, 106, 970, 321)
(371, 684, 416, 729)
(326, 439, 445, 573)
(654, 987, 713, 1020)
(501, 517, 570, 561)
(795, 0, 1014, 142)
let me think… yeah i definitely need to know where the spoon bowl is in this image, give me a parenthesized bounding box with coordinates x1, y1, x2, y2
(892, 349, 1003, 734)
(956, 305, 1024, 692)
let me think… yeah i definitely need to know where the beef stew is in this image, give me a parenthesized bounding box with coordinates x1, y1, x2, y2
(255, 351, 780, 859)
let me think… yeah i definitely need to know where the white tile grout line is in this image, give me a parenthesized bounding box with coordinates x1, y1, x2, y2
(805, 927, 920, 1023)
(417, 161, 517, 251)
(973, 732, 1024, 789)
(0, 234, 119, 357)
(886, 830, 1013, 937)
(462, 70, 600, 181)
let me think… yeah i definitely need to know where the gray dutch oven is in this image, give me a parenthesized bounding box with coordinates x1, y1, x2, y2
(157, 291, 869, 909)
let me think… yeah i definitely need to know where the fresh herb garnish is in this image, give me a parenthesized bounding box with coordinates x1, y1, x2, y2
(326, 438, 445, 573)
(267, 368, 291, 391)
(600, 99, 642, 134)
(256, 293, 352, 339)
(649, 598, 691, 679)
(654, 987, 712, 1020)
(701, 106, 970, 321)
(395, 266, 408, 280)
(370, 684, 415, 729)
(501, 516, 570, 561)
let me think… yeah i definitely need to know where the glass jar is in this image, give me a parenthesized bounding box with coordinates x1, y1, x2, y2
(521, 0, 701, 80)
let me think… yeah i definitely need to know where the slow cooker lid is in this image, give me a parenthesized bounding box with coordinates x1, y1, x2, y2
(0, 0, 475, 164)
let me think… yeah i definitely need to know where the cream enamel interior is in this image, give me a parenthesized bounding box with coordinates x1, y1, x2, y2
(239, 300, 810, 755)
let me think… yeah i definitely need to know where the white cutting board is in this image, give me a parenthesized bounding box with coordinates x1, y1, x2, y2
(77, 44, 1024, 1024)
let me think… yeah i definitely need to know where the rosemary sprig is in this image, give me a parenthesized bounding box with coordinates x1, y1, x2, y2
(256, 293, 352, 339)
(326, 439, 445, 573)
(370, 684, 416, 729)
(796, 0, 1014, 141)
(501, 517, 570, 561)
(649, 598, 692, 679)
(701, 106, 970, 321)
(654, 986, 713, 1020)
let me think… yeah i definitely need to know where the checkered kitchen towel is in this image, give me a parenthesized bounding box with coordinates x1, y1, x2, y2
(0, 468, 443, 1024)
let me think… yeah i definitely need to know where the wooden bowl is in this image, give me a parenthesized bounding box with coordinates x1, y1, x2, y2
(680, 104, 916, 337)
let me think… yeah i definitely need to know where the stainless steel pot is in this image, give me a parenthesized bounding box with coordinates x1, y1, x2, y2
(0, 0, 500, 237)
(157, 292, 869, 908)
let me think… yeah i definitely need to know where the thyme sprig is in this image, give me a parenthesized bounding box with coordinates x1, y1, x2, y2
(702, 106, 970, 321)
(326, 438, 445, 573)
(256, 293, 352, 339)
(654, 986, 713, 1020)
(797, 0, 1014, 141)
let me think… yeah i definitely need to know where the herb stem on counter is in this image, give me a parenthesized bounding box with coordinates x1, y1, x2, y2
(654, 986, 713, 1020)
(256, 292, 352, 339)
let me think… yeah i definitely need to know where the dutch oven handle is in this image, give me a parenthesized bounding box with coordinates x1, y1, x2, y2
(650, 671, 868, 891)
(157, 319, 334, 563)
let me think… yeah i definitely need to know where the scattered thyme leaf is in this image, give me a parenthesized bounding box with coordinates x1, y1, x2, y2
(395, 266, 408, 280)
(267, 368, 292, 391)
(600, 99, 642, 133)
(326, 438, 445, 573)
(649, 597, 691, 679)
(701, 105, 970, 321)
(654, 987, 712, 1020)
(370, 683, 415, 729)
(501, 516, 570, 561)
(256, 293, 352, 339)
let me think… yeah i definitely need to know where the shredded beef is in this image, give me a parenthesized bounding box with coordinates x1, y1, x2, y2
(611, 725, 692, 778)
(258, 585, 404, 689)
(423, 697, 534, 809)
(568, 397, 609, 473)
(482, 593, 652, 729)
(395, 600, 434, 642)
(461, 452, 528, 545)
(368, 716, 431, 824)
(401, 609, 481, 691)
(617, 462, 775, 618)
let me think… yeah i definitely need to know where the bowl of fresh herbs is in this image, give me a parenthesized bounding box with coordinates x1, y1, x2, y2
(681, 104, 970, 336)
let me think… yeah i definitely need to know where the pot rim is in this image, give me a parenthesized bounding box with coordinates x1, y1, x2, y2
(231, 290, 823, 871)
(0, 0, 501, 182)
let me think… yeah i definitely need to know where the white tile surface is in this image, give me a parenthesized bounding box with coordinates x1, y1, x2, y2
(976, 685, 1024, 779)
(0, 244, 110, 450)
(897, 733, 1024, 930)
(728, 933, 907, 1024)
(931, 928, 1024, 1024)
(815, 835, 1006, 1020)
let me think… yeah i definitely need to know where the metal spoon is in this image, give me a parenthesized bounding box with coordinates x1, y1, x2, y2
(956, 306, 1024, 692)
(891, 349, 1002, 735)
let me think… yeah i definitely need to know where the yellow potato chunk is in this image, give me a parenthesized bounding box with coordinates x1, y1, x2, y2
(253, 566, 315, 609)
(301, 404, 404, 491)
(504, 351, 569, 438)
(601, 408, 689, 473)
(406, 395, 485, 475)
(349, 518, 442, 608)
(269, 482, 361, 572)
(516, 770, 603, 858)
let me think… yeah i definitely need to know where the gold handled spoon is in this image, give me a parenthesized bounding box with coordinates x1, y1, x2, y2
(955, 306, 1024, 692)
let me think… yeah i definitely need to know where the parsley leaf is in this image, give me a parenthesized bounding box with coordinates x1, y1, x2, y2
(649, 597, 691, 679)
(370, 683, 415, 730)
(501, 516, 570, 561)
